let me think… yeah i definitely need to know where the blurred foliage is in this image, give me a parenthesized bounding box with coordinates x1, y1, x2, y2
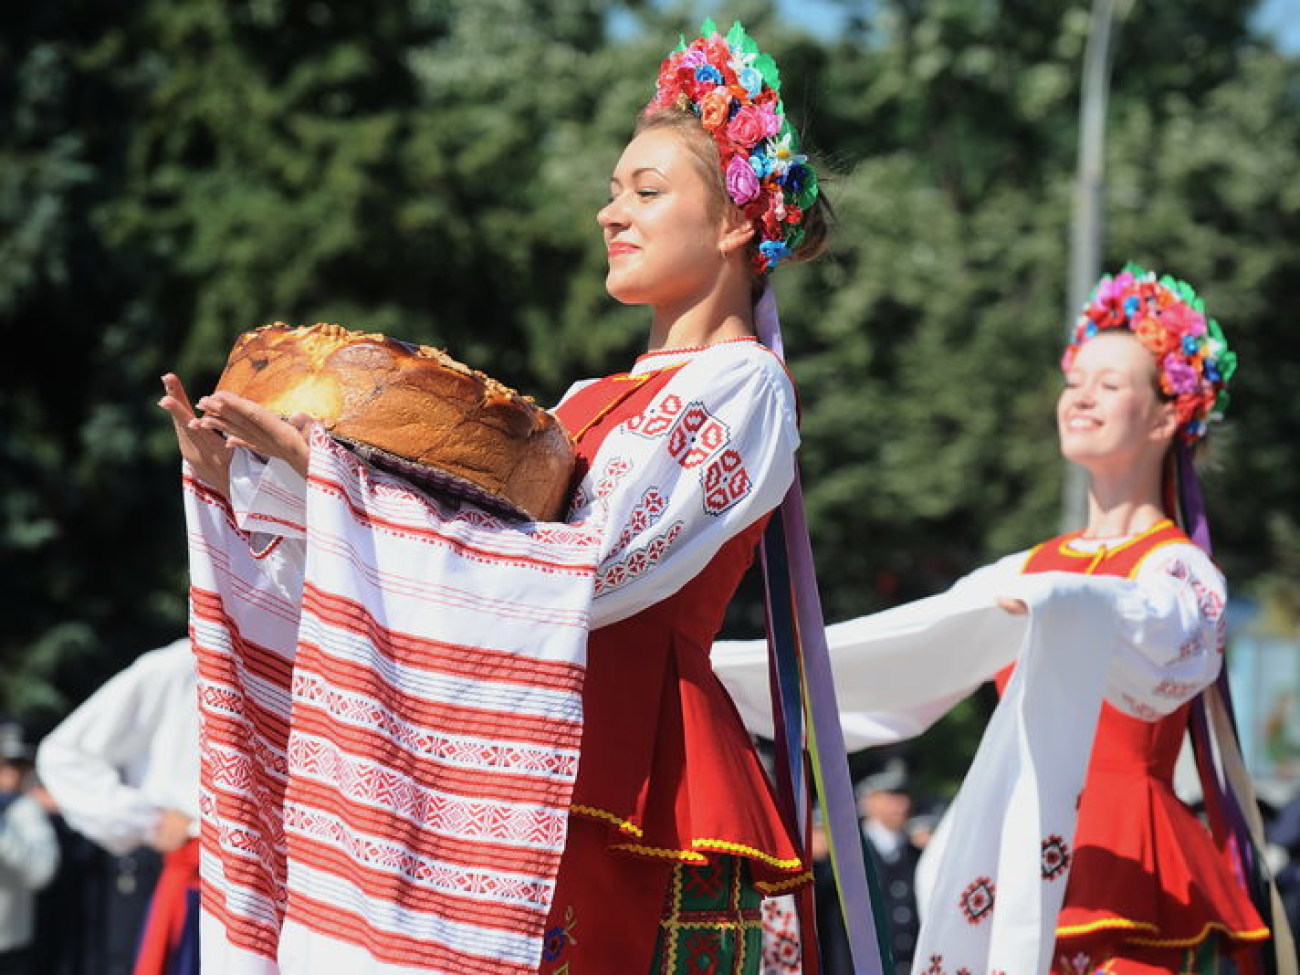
(1, 0, 1297, 791)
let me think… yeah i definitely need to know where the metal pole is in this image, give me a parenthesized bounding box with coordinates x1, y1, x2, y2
(1061, 0, 1133, 532)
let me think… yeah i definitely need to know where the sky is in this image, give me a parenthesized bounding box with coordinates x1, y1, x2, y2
(682, 0, 1300, 53)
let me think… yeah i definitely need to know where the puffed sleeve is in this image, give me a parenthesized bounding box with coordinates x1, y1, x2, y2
(35, 646, 185, 856)
(1099, 541, 1226, 718)
(573, 342, 800, 629)
(0, 796, 59, 890)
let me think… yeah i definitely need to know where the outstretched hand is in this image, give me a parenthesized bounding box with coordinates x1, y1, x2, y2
(997, 596, 1029, 616)
(192, 389, 312, 478)
(159, 373, 234, 499)
(159, 375, 315, 499)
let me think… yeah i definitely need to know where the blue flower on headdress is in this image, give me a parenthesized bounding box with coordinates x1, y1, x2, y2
(1182, 335, 1200, 356)
(783, 163, 810, 194)
(759, 239, 791, 266)
(1084, 322, 1098, 339)
(695, 64, 723, 85)
(738, 66, 763, 98)
(750, 150, 773, 178)
(1204, 361, 1221, 383)
(1123, 295, 1141, 318)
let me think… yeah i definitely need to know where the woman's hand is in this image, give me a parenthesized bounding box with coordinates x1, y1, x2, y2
(159, 373, 234, 498)
(192, 390, 312, 478)
(997, 596, 1029, 616)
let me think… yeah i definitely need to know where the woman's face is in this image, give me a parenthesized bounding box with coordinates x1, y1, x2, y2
(1057, 331, 1177, 470)
(597, 126, 736, 309)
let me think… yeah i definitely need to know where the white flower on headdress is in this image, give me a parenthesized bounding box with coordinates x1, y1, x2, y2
(728, 45, 756, 73)
(767, 133, 806, 177)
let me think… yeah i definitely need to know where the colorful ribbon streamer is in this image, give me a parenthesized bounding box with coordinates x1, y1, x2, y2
(756, 287, 890, 975)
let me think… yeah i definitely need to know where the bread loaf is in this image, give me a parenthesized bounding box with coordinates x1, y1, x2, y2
(215, 323, 576, 522)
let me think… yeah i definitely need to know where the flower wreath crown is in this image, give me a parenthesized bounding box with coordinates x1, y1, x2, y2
(646, 19, 819, 275)
(1062, 263, 1237, 443)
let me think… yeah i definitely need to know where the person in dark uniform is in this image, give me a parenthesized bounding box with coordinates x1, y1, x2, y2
(855, 760, 921, 975)
(812, 759, 921, 975)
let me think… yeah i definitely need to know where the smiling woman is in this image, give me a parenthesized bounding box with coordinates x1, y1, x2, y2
(713, 264, 1280, 975)
(158, 18, 835, 975)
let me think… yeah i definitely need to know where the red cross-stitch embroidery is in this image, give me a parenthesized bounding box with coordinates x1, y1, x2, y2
(667, 403, 729, 469)
(594, 523, 684, 596)
(606, 488, 668, 561)
(1041, 834, 1071, 881)
(684, 930, 722, 974)
(625, 393, 683, 437)
(959, 877, 995, 924)
(702, 449, 752, 515)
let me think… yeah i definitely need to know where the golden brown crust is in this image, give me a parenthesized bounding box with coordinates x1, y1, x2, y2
(215, 322, 576, 521)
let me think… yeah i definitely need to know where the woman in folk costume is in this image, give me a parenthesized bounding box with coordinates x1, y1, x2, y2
(159, 20, 832, 975)
(715, 265, 1285, 974)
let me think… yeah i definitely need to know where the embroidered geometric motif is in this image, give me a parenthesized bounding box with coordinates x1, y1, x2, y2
(667, 403, 729, 469)
(959, 877, 995, 924)
(702, 449, 752, 516)
(1164, 559, 1224, 621)
(760, 896, 801, 975)
(624, 394, 752, 517)
(595, 522, 685, 596)
(653, 857, 763, 975)
(1152, 678, 1199, 699)
(626, 393, 685, 438)
(607, 488, 669, 561)
(1040, 834, 1071, 881)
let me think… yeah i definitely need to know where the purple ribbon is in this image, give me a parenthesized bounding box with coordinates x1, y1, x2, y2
(757, 288, 889, 975)
(1179, 442, 1273, 956)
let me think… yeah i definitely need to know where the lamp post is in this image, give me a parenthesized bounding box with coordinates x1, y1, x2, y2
(1061, 0, 1135, 532)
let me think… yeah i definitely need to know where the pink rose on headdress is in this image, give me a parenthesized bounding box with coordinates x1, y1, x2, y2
(700, 87, 732, 130)
(727, 106, 768, 148)
(1162, 353, 1200, 396)
(1160, 302, 1206, 337)
(726, 154, 761, 204)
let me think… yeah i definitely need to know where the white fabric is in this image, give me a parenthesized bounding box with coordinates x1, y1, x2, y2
(37, 637, 200, 856)
(712, 540, 1226, 975)
(195, 339, 800, 975)
(0, 793, 59, 951)
(190, 433, 599, 975)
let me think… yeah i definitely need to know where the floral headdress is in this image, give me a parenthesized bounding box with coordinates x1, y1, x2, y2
(1062, 263, 1237, 443)
(646, 19, 819, 275)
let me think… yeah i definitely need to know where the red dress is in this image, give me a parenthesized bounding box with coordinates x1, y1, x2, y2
(1002, 520, 1268, 968)
(539, 348, 807, 973)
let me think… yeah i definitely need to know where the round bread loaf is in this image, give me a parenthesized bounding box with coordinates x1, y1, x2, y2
(215, 322, 576, 522)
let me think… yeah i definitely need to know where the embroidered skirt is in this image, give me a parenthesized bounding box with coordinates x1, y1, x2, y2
(651, 856, 764, 975)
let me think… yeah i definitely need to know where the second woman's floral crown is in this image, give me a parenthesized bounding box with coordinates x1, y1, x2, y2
(646, 19, 819, 275)
(1062, 263, 1237, 443)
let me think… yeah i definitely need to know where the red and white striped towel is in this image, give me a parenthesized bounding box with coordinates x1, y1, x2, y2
(185, 432, 599, 975)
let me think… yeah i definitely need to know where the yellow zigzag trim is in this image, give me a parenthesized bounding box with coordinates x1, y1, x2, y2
(569, 804, 644, 837)
(1127, 920, 1272, 948)
(571, 806, 805, 872)
(1058, 918, 1159, 937)
(1058, 916, 1271, 947)
(757, 871, 814, 895)
(613, 842, 708, 863)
